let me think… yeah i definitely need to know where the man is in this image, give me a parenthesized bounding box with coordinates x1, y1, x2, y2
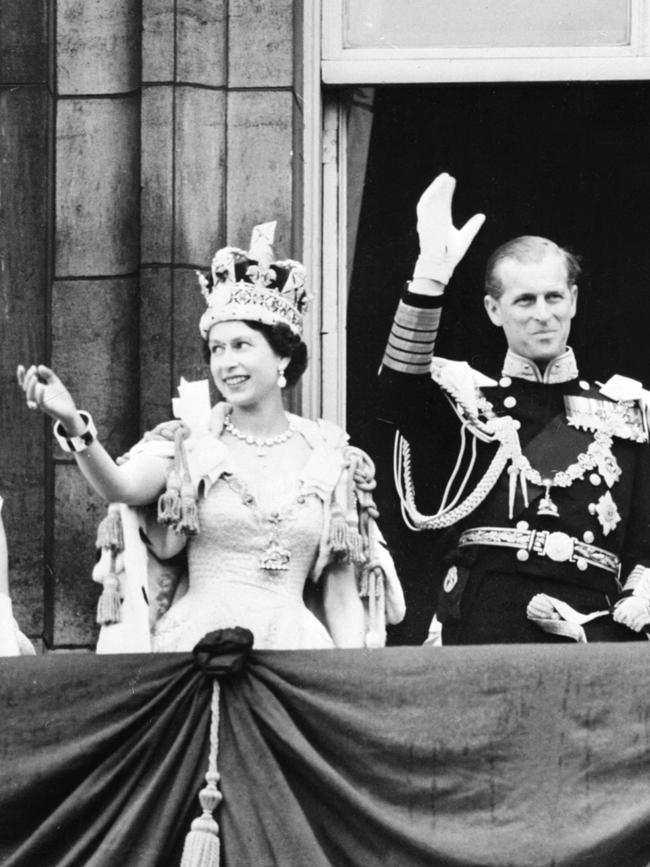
(379, 172, 650, 644)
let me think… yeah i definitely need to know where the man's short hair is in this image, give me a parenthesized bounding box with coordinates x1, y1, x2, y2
(484, 235, 582, 299)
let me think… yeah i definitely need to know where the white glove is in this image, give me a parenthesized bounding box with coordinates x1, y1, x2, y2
(0, 593, 35, 656)
(413, 173, 485, 285)
(613, 595, 650, 633)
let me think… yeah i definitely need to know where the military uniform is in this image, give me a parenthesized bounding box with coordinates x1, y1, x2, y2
(379, 287, 650, 644)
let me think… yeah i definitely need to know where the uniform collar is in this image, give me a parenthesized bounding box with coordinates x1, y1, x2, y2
(502, 347, 578, 384)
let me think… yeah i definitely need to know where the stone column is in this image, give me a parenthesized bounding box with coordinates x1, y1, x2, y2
(140, 0, 301, 424)
(140, 0, 228, 427)
(52, 0, 141, 646)
(0, 0, 52, 650)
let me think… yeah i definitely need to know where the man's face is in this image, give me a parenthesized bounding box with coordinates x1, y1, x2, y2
(483, 252, 578, 365)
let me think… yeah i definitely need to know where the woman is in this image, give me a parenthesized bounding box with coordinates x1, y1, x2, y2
(17, 237, 405, 651)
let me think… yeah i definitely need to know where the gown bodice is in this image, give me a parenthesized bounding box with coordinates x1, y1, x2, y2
(151, 468, 335, 651)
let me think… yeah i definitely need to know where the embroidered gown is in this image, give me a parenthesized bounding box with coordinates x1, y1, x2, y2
(93, 409, 405, 653)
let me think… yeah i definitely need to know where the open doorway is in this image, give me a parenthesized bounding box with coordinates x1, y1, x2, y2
(346, 82, 650, 643)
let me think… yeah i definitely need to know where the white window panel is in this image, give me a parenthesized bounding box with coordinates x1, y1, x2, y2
(322, 0, 650, 83)
(343, 0, 630, 49)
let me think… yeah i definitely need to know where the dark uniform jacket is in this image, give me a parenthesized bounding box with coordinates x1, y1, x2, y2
(379, 287, 650, 644)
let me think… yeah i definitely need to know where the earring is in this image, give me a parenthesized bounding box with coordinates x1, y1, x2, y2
(278, 367, 287, 389)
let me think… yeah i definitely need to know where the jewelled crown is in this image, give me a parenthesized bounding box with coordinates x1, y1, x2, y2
(197, 221, 309, 338)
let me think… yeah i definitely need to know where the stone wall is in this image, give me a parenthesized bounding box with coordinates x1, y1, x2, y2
(0, 0, 53, 652)
(0, 0, 302, 649)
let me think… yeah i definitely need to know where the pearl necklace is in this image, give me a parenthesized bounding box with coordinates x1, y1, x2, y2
(224, 413, 296, 457)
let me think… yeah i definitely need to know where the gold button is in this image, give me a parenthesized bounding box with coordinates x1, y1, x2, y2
(579, 380, 590, 391)
(576, 558, 588, 571)
(590, 473, 601, 486)
(583, 530, 595, 544)
(516, 549, 529, 562)
(516, 520, 529, 530)
(499, 376, 512, 388)
(504, 396, 517, 409)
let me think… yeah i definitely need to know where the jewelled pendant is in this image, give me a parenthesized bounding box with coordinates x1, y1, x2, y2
(259, 539, 291, 571)
(259, 512, 291, 571)
(537, 482, 560, 518)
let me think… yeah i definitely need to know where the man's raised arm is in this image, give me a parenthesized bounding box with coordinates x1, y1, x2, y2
(380, 173, 485, 377)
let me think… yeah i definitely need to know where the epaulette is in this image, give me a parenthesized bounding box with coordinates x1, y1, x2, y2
(430, 357, 497, 419)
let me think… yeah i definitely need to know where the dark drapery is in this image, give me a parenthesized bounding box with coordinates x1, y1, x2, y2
(2, 643, 650, 867)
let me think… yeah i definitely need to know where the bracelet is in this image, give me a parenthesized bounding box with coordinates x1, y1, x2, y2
(53, 411, 97, 453)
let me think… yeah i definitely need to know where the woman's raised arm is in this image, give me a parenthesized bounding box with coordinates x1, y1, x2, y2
(17, 364, 167, 506)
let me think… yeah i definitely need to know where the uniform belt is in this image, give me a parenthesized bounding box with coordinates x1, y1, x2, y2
(458, 527, 621, 578)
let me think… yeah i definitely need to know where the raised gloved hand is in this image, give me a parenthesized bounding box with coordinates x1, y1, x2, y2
(413, 173, 485, 285)
(613, 595, 650, 633)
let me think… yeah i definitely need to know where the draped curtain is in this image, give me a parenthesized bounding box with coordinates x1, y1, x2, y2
(2, 643, 650, 866)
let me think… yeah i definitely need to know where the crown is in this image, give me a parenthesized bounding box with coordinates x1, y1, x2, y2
(198, 221, 309, 338)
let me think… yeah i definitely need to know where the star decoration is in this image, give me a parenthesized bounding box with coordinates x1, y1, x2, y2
(593, 491, 621, 536)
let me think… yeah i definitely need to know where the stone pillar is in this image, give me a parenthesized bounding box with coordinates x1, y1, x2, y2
(52, 0, 141, 646)
(0, 0, 52, 650)
(140, 0, 301, 424)
(140, 0, 228, 427)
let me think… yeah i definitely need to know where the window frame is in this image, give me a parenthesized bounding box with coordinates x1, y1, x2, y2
(322, 0, 650, 84)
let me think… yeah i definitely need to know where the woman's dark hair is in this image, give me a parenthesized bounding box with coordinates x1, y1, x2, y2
(202, 320, 308, 387)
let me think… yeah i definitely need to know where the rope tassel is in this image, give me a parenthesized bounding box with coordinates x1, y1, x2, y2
(328, 500, 349, 555)
(181, 682, 222, 867)
(96, 557, 122, 625)
(160, 426, 201, 536)
(158, 467, 182, 525)
(95, 503, 124, 551)
(361, 564, 386, 648)
(176, 429, 200, 535)
(178, 478, 200, 536)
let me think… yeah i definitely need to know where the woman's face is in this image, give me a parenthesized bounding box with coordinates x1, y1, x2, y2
(207, 320, 286, 409)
